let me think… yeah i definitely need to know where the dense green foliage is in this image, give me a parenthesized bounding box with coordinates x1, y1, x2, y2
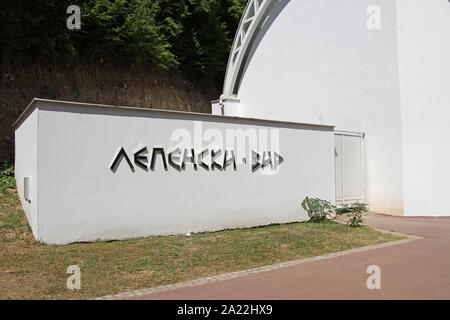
(0, 0, 248, 87)
(0, 163, 15, 193)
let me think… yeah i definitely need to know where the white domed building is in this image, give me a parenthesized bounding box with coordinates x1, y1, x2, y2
(212, 0, 450, 216)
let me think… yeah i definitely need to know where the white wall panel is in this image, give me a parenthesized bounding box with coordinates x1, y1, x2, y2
(397, 0, 450, 216)
(15, 99, 335, 244)
(232, 0, 404, 215)
(14, 108, 39, 238)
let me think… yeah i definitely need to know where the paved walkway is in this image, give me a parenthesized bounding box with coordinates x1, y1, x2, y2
(129, 214, 450, 300)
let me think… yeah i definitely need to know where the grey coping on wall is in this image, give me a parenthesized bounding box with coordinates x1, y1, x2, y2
(14, 98, 335, 131)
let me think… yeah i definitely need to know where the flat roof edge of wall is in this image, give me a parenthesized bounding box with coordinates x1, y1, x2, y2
(13, 98, 336, 131)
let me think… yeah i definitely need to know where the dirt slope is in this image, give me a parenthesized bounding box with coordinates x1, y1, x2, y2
(0, 60, 216, 162)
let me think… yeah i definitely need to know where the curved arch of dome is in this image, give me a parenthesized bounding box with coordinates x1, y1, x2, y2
(222, 0, 278, 97)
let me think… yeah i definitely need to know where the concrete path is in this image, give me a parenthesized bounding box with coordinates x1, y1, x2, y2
(129, 214, 450, 300)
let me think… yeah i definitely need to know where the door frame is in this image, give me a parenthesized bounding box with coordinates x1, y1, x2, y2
(334, 130, 365, 205)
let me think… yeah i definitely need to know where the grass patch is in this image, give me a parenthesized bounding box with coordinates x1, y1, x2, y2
(0, 169, 405, 299)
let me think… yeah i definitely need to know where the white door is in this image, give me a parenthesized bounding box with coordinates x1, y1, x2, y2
(334, 133, 363, 205)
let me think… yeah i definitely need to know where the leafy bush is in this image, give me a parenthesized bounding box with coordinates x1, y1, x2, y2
(343, 202, 368, 228)
(301, 197, 336, 223)
(0, 162, 15, 193)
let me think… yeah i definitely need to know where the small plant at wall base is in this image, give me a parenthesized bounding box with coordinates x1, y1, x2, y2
(344, 202, 368, 228)
(301, 197, 336, 222)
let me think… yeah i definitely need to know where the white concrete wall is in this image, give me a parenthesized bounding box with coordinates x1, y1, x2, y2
(18, 100, 334, 244)
(397, 0, 450, 216)
(211, 100, 222, 115)
(14, 108, 39, 238)
(233, 0, 404, 214)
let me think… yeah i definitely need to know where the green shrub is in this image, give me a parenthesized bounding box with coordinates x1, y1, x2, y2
(0, 0, 249, 88)
(0, 162, 15, 193)
(343, 202, 368, 228)
(301, 196, 336, 223)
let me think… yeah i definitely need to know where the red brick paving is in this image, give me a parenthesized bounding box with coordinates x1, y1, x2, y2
(130, 214, 450, 300)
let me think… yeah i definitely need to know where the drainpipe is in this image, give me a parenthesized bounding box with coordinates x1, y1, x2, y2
(218, 97, 225, 116)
